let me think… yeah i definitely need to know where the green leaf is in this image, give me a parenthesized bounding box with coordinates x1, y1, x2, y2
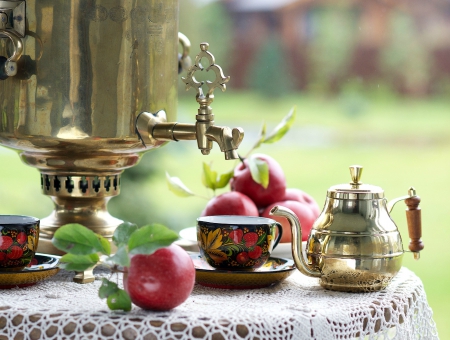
(99, 279, 132, 311)
(107, 244, 130, 267)
(52, 223, 104, 255)
(98, 235, 111, 256)
(107, 289, 132, 311)
(112, 222, 139, 247)
(201, 162, 217, 190)
(202, 163, 233, 190)
(99, 278, 119, 299)
(215, 170, 233, 189)
(166, 172, 195, 197)
(252, 122, 267, 150)
(263, 106, 296, 144)
(248, 156, 269, 189)
(59, 253, 99, 271)
(128, 224, 179, 255)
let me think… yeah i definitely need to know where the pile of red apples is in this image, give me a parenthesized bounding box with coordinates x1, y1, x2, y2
(201, 153, 321, 243)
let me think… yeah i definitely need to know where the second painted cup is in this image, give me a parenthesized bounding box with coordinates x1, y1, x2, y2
(0, 215, 40, 271)
(197, 215, 283, 270)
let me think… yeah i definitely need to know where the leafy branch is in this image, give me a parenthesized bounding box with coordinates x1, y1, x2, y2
(166, 106, 296, 195)
(52, 222, 179, 311)
(244, 106, 297, 159)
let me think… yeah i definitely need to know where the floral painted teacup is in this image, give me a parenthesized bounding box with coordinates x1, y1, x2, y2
(197, 216, 283, 270)
(0, 215, 40, 271)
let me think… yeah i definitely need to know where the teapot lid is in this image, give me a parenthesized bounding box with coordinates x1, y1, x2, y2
(327, 165, 384, 199)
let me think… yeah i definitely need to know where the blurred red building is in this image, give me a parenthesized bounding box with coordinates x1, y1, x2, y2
(222, 0, 450, 95)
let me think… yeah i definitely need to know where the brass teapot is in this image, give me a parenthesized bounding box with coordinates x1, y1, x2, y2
(271, 165, 424, 292)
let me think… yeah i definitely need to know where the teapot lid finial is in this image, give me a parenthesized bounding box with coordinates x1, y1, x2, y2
(349, 165, 363, 186)
(327, 165, 384, 199)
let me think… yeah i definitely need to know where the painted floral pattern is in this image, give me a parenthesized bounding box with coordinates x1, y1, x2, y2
(0, 226, 38, 270)
(198, 226, 274, 269)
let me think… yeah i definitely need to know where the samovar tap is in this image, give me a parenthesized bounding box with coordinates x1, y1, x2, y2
(136, 43, 244, 160)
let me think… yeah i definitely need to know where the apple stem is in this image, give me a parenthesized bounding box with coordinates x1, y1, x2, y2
(238, 154, 246, 167)
(110, 264, 126, 274)
(197, 193, 212, 200)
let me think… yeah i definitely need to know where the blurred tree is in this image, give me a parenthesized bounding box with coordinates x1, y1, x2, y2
(179, 0, 233, 97)
(431, 77, 450, 100)
(338, 77, 368, 118)
(197, 2, 233, 70)
(306, 7, 357, 94)
(380, 11, 431, 96)
(246, 33, 295, 98)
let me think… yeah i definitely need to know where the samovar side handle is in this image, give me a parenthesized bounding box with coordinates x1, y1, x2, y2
(405, 187, 424, 259)
(0, 18, 23, 79)
(178, 32, 192, 74)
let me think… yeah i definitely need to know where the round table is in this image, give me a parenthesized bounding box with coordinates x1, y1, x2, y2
(0, 266, 438, 340)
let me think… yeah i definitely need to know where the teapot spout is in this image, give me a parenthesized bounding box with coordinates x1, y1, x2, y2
(270, 205, 321, 278)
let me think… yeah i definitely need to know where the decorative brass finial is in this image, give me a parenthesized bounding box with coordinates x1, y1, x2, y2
(181, 43, 230, 106)
(349, 165, 363, 186)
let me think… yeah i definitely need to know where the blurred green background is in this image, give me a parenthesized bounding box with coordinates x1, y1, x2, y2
(0, 0, 448, 337)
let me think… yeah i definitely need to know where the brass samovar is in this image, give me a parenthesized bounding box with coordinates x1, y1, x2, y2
(0, 1, 243, 257)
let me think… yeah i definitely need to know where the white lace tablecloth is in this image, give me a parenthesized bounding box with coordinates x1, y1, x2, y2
(0, 266, 438, 340)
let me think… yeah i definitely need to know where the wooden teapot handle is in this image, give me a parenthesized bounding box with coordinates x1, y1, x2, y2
(405, 188, 424, 255)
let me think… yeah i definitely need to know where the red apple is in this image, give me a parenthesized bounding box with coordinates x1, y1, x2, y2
(282, 188, 321, 217)
(231, 153, 286, 208)
(201, 191, 259, 217)
(123, 244, 195, 311)
(261, 200, 316, 243)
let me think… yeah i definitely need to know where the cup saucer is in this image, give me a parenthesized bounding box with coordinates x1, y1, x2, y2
(190, 252, 295, 289)
(0, 253, 60, 289)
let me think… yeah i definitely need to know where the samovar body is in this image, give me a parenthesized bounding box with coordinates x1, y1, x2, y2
(0, 0, 181, 253)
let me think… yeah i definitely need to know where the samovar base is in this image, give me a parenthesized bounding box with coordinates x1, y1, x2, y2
(37, 210, 122, 256)
(35, 173, 124, 283)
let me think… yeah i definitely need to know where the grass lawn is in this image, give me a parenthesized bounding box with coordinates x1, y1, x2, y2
(0, 91, 447, 338)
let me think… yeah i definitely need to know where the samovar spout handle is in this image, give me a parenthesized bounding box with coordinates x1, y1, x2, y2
(270, 205, 321, 278)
